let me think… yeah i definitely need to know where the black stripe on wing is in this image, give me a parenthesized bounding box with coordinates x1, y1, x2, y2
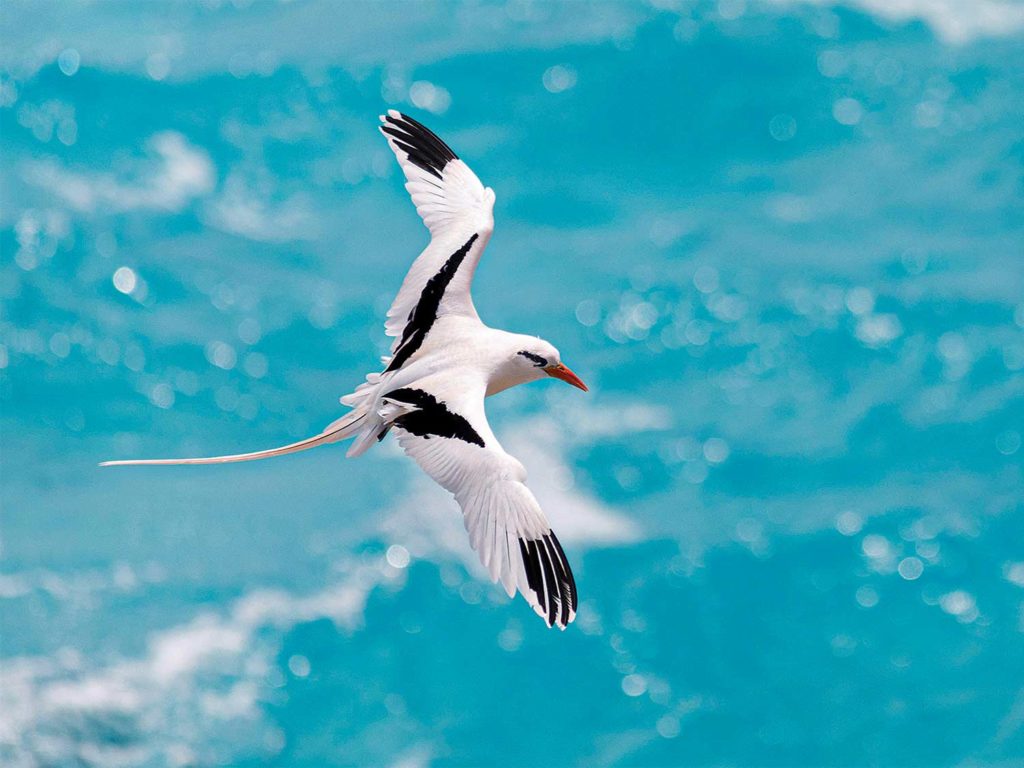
(385, 233, 479, 373)
(384, 387, 485, 447)
(519, 531, 577, 629)
(381, 111, 458, 181)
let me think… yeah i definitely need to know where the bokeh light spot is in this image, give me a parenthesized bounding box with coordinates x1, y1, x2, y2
(146, 53, 171, 81)
(703, 437, 730, 464)
(205, 341, 237, 370)
(57, 49, 80, 76)
(287, 655, 310, 678)
(995, 430, 1021, 456)
(112, 267, 137, 295)
(542, 65, 577, 93)
(656, 715, 681, 739)
(409, 81, 451, 114)
(769, 113, 797, 141)
(621, 674, 647, 697)
(897, 557, 924, 581)
(835, 511, 863, 536)
(833, 97, 864, 126)
(386, 545, 410, 569)
(855, 585, 879, 608)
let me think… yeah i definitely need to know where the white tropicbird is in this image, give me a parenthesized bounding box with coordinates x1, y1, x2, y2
(103, 111, 589, 629)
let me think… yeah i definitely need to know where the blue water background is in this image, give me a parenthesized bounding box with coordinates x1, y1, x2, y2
(2, 1, 1023, 765)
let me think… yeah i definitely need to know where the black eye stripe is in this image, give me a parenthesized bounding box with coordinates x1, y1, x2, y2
(517, 350, 547, 367)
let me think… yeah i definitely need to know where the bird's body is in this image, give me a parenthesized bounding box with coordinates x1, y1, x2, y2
(103, 111, 587, 629)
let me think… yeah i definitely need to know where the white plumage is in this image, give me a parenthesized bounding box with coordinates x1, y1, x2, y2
(102, 110, 588, 629)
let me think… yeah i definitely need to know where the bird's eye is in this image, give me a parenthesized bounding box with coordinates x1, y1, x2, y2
(517, 350, 547, 367)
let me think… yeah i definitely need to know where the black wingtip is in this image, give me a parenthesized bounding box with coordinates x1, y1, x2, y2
(548, 531, 578, 613)
(380, 109, 458, 179)
(519, 532, 577, 629)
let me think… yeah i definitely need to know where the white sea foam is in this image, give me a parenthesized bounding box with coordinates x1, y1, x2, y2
(0, 562, 384, 767)
(780, 0, 1024, 44)
(0, 3, 648, 81)
(23, 132, 215, 214)
(504, 414, 643, 544)
(203, 172, 317, 243)
(0, 562, 164, 605)
(2, 0, 1014, 88)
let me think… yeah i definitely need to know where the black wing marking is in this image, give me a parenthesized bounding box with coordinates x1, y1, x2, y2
(519, 532, 577, 628)
(385, 233, 479, 373)
(385, 388, 485, 447)
(381, 111, 458, 180)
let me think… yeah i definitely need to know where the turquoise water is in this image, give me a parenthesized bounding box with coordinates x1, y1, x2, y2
(2, 1, 1023, 765)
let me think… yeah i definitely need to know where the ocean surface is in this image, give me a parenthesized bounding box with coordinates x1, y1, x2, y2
(2, 1, 1023, 766)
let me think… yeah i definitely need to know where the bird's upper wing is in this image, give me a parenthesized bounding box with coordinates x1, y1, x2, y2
(378, 111, 495, 372)
(380, 376, 577, 629)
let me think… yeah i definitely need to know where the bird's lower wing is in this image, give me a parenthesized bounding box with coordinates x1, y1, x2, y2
(382, 380, 578, 629)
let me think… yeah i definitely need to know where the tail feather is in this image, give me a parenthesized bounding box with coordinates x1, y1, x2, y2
(99, 412, 366, 467)
(346, 426, 381, 458)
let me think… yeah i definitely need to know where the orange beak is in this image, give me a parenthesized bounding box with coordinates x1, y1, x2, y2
(544, 362, 588, 392)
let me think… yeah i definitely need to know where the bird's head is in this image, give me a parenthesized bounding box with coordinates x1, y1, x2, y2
(514, 339, 588, 392)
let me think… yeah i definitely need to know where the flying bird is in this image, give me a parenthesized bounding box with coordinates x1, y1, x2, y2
(102, 111, 589, 629)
